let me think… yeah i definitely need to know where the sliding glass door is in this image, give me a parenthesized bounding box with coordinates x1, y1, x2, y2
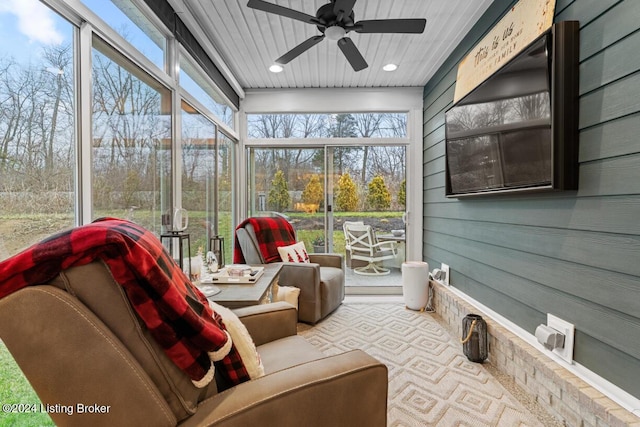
(247, 144, 407, 275)
(247, 147, 326, 250)
(246, 111, 410, 289)
(327, 145, 407, 271)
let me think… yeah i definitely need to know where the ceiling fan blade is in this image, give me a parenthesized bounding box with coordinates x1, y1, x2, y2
(337, 37, 368, 72)
(276, 35, 325, 65)
(247, 0, 320, 25)
(355, 18, 427, 34)
(333, 0, 356, 19)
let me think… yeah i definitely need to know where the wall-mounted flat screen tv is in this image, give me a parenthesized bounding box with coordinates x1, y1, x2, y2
(445, 21, 579, 197)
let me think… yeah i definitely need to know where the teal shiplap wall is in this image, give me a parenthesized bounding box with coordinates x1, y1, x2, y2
(422, 0, 640, 399)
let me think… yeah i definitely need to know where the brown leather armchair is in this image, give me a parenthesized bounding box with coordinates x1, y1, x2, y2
(0, 261, 387, 427)
(235, 218, 345, 324)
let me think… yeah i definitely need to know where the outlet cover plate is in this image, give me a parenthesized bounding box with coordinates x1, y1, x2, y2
(441, 263, 450, 285)
(547, 313, 575, 364)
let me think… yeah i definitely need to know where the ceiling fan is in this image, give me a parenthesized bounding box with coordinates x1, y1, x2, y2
(247, 0, 427, 72)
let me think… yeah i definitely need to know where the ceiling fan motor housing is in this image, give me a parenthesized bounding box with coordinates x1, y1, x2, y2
(316, 2, 355, 32)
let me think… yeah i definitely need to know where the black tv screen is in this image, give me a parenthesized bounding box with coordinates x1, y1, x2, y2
(444, 22, 579, 197)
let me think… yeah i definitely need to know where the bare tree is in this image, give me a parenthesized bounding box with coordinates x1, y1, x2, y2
(354, 113, 383, 183)
(42, 45, 73, 174)
(299, 114, 326, 138)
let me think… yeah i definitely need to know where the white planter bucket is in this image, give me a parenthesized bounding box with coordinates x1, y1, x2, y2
(402, 261, 430, 311)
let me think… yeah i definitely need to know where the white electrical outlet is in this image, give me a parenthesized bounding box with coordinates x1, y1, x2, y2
(441, 263, 450, 285)
(547, 313, 575, 364)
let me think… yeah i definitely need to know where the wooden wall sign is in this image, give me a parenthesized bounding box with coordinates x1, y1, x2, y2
(453, 0, 556, 103)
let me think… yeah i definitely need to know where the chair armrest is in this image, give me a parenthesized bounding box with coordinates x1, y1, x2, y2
(372, 240, 397, 252)
(308, 253, 344, 269)
(278, 263, 321, 321)
(179, 350, 388, 427)
(233, 302, 298, 346)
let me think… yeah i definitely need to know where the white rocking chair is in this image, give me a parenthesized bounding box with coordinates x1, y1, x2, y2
(343, 222, 398, 276)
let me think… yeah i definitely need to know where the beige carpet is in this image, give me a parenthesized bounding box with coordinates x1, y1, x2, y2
(298, 303, 559, 427)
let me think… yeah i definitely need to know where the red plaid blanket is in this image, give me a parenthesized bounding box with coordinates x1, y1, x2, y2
(0, 218, 250, 386)
(233, 216, 296, 264)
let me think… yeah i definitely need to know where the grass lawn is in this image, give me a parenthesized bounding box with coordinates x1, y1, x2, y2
(0, 341, 54, 426)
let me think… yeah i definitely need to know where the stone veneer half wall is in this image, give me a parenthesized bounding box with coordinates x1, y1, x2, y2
(431, 280, 640, 427)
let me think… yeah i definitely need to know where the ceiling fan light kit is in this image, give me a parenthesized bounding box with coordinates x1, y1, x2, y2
(247, 0, 426, 72)
(325, 25, 346, 41)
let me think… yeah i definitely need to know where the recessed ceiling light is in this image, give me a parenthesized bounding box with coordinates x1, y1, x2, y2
(269, 64, 283, 73)
(383, 63, 398, 72)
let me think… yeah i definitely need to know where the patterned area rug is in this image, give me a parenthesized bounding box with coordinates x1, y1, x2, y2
(298, 303, 552, 427)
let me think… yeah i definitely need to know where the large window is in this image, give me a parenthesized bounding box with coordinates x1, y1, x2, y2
(181, 53, 235, 128)
(246, 112, 409, 227)
(180, 101, 235, 266)
(0, 0, 237, 263)
(81, 0, 166, 71)
(181, 101, 216, 255)
(0, 2, 76, 260)
(248, 144, 406, 281)
(91, 36, 172, 234)
(247, 111, 409, 285)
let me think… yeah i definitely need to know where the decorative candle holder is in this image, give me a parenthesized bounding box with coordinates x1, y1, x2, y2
(209, 235, 225, 270)
(161, 232, 191, 278)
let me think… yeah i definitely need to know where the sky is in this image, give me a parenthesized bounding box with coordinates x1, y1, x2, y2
(0, 0, 67, 64)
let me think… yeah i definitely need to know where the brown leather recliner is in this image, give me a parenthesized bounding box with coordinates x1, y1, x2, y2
(235, 221, 345, 324)
(0, 261, 387, 427)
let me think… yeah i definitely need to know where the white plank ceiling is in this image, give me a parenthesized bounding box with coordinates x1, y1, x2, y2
(168, 0, 494, 90)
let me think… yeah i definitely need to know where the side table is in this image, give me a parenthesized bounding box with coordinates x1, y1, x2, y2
(207, 263, 282, 309)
